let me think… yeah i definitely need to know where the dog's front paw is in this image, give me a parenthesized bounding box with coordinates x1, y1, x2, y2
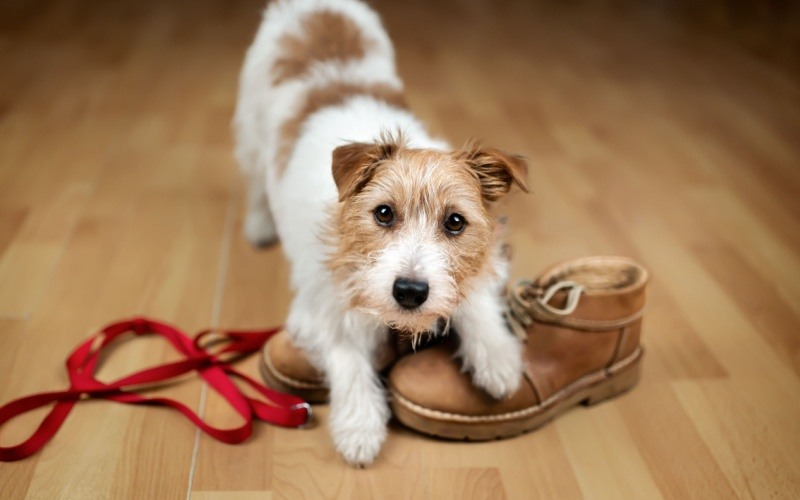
(329, 396, 388, 467)
(468, 337, 524, 399)
(331, 423, 387, 467)
(472, 358, 523, 399)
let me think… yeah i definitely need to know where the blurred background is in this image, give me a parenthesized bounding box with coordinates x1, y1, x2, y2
(1, 0, 798, 498)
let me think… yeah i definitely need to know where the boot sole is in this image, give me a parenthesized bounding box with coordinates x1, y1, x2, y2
(389, 347, 643, 441)
(258, 340, 329, 404)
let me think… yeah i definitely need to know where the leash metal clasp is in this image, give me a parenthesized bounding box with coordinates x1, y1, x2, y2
(290, 402, 315, 428)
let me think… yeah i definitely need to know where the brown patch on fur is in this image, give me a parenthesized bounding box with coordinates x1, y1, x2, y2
(273, 10, 370, 85)
(457, 142, 529, 202)
(331, 136, 404, 201)
(276, 83, 408, 176)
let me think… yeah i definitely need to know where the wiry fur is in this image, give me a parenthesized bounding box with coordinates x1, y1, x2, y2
(234, 0, 527, 466)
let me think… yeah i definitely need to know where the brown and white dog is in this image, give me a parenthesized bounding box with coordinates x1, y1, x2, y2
(234, 0, 528, 466)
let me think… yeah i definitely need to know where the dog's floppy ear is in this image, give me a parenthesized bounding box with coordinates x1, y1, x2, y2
(459, 144, 529, 202)
(331, 141, 398, 201)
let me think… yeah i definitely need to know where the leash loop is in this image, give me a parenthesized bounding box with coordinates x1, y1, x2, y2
(0, 317, 310, 462)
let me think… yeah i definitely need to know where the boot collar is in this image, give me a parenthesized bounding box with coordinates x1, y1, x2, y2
(506, 256, 648, 339)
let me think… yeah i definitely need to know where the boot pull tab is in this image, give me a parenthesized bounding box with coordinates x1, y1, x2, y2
(537, 281, 585, 316)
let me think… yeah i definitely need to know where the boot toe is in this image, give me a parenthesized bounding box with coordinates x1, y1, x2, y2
(260, 331, 329, 403)
(388, 344, 536, 418)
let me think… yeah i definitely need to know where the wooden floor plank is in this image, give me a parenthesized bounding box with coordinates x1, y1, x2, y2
(673, 379, 800, 498)
(614, 353, 738, 499)
(556, 404, 663, 500)
(0, 319, 38, 499)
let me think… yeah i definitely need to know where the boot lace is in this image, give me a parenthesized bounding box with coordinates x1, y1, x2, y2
(505, 280, 585, 341)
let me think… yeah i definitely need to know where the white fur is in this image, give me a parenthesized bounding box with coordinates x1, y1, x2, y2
(234, 0, 522, 466)
(357, 214, 458, 334)
(453, 252, 522, 398)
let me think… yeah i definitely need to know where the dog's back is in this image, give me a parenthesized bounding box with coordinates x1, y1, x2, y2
(234, 0, 447, 272)
(269, 2, 381, 86)
(234, 0, 402, 185)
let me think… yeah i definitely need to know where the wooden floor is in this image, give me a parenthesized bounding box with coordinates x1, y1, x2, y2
(1, 0, 799, 498)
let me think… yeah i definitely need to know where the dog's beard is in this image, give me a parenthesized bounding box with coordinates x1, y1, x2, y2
(353, 281, 458, 337)
(399, 317, 451, 350)
(335, 246, 459, 336)
(341, 278, 455, 337)
(365, 310, 451, 352)
(378, 309, 443, 336)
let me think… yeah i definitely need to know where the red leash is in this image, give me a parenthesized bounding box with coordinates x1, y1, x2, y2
(0, 317, 311, 462)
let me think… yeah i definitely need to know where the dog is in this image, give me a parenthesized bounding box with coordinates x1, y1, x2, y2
(234, 0, 528, 466)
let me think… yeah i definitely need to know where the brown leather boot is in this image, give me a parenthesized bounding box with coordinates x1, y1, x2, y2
(259, 330, 329, 403)
(259, 330, 422, 404)
(388, 255, 648, 440)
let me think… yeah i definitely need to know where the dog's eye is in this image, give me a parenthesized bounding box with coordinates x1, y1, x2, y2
(444, 213, 467, 235)
(374, 205, 395, 226)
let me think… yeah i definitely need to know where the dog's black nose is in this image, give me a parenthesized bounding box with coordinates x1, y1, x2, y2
(392, 278, 429, 309)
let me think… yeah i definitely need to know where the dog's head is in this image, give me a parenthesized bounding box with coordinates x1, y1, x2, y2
(327, 134, 528, 335)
